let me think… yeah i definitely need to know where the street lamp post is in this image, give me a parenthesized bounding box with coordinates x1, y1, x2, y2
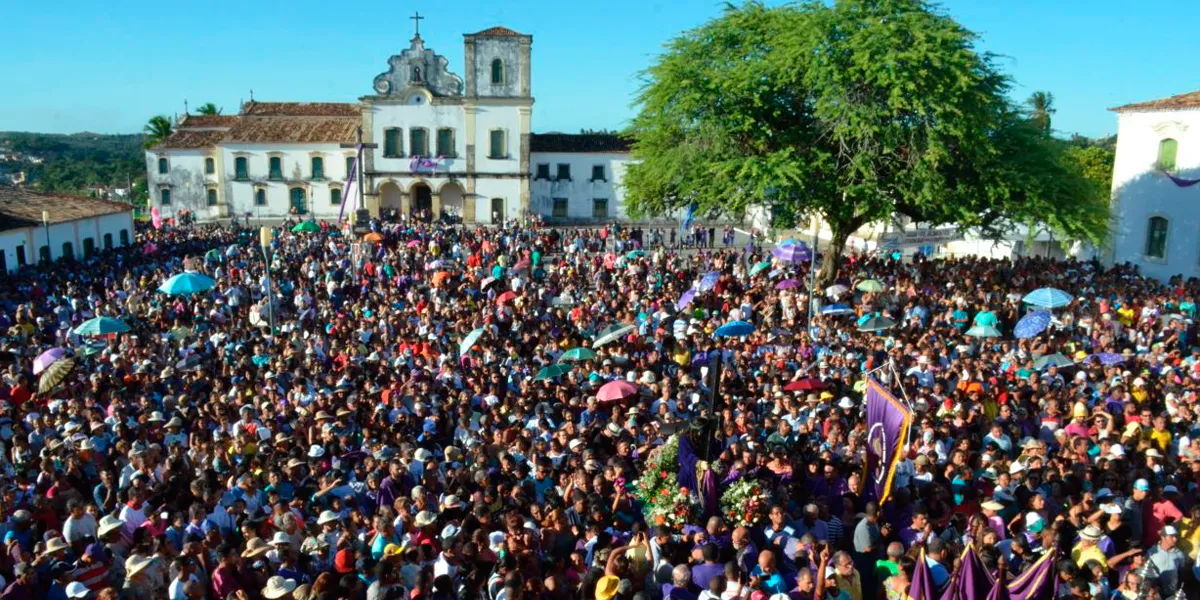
(41, 210, 50, 264)
(259, 226, 276, 335)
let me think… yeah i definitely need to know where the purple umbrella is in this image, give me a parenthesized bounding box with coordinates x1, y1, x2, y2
(772, 243, 812, 263)
(677, 288, 698, 312)
(699, 271, 720, 292)
(776, 279, 801, 290)
(1091, 352, 1125, 366)
(33, 348, 69, 376)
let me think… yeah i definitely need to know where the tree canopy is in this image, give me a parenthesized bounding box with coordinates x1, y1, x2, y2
(143, 115, 173, 150)
(196, 103, 223, 116)
(623, 0, 1109, 282)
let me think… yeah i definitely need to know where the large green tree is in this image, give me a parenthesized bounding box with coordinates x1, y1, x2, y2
(196, 102, 222, 115)
(624, 0, 1108, 283)
(142, 115, 173, 149)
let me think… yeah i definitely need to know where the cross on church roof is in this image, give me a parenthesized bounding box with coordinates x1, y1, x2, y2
(411, 12, 424, 37)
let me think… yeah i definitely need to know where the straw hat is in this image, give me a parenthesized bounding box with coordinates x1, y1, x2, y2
(242, 538, 273, 559)
(1080, 525, 1103, 541)
(317, 510, 340, 526)
(125, 554, 155, 578)
(414, 511, 437, 528)
(980, 501, 1005, 512)
(40, 537, 69, 557)
(262, 576, 298, 600)
(98, 515, 124, 537)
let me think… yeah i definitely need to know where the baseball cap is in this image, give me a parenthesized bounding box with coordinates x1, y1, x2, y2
(1133, 479, 1151, 492)
(1163, 525, 1179, 537)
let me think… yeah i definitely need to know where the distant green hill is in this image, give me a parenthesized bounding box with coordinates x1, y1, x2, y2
(0, 131, 146, 200)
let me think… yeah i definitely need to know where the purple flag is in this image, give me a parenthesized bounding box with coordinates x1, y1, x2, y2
(338, 154, 359, 222)
(1005, 551, 1056, 600)
(1163, 170, 1200, 187)
(937, 545, 994, 600)
(909, 548, 935, 600)
(865, 378, 912, 503)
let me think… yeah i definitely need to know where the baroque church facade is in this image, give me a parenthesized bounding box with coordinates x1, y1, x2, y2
(145, 23, 632, 224)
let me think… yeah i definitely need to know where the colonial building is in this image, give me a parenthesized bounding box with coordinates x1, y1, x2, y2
(0, 186, 134, 272)
(1086, 90, 1200, 280)
(145, 22, 633, 224)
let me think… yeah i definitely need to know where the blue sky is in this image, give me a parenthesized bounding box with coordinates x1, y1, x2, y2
(0, 0, 1196, 138)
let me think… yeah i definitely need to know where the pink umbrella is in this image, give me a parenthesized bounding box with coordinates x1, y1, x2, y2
(33, 348, 69, 375)
(596, 380, 638, 403)
(407, 240, 421, 248)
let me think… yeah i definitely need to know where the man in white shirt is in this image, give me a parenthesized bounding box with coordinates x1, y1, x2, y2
(63, 500, 98, 544)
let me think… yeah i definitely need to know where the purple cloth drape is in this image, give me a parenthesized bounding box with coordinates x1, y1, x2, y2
(677, 434, 699, 494)
(1164, 171, 1200, 187)
(700, 467, 718, 519)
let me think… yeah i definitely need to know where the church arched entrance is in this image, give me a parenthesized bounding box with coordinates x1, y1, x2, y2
(411, 182, 433, 220)
(439, 182, 463, 220)
(379, 182, 403, 214)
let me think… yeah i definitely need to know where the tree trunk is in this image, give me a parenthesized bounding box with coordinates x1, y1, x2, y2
(817, 221, 854, 287)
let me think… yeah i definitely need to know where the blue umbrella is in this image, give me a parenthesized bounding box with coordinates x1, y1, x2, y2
(1034, 353, 1074, 370)
(1023, 288, 1073, 309)
(1013, 311, 1052, 339)
(459, 328, 484, 356)
(74, 317, 131, 336)
(699, 272, 720, 292)
(158, 272, 216, 296)
(821, 304, 855, 316)
(715, 320, 755, 338)
(677, 288, 698, 311)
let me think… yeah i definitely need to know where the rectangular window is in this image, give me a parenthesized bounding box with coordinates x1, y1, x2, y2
(311, 156, 324, 179)
(489, 130, 506, 158)
(331, 188, 342, 205)
(436, 128, 456, 157)
(410, 129, 429, 157)
(1158, 138, 1179, 172)
(552, 198, 568, 218)
(83, 238, 96, 258)
(234, 157, 248, 180)
(255, 189, 267, 206)
(1146, 216, 1169, 259)
(119, 230, 129, 246)
(158, 158, 168, 174)
(61, 242, 74, 260)
(205, 157, 215, 175)
(591, 165, 606, 181)
(346, 156, 356, 180)
(535, 164, 550, 180)
(103, 233, 113, 250)
(556, 164, 571, 181)
(160, 188, 171, 205)
(15, 246, 26, 266)
(39, 246, 50, 263)
(206, 189, 218, 206)
(268, 157, 282, 180)
(383, 128, 401, 157)
(592, 198, 608, 219)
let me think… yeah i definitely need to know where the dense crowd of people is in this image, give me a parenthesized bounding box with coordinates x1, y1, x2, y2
(0, 214, 1197, 600)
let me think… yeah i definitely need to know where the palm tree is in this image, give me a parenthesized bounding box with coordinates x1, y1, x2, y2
(143, 115, 174, 149)
(196, 102, 222, 116)
(1026, 91, 1056, 135)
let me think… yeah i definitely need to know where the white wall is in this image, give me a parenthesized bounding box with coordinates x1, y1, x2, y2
(371, 103, 468, 174)
(529, 152, 631, 220)
(0, 211, 133, 272)
(473, 104, 523, 176)
(220, 143, 353, 220)
(146, 149, 211, 221)
(474, 178, 523, 222)
(1103, 109, 1200, 280)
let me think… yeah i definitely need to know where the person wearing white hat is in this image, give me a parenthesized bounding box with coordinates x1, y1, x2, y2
(261, 575, 298, 600)
(1147, 524, 1187, 596)
(1072, 525, 1108, 573)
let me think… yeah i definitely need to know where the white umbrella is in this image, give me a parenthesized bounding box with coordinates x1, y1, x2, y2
(593, 323, 636, 347)
(459, 328, 484, 357)
(825, 284, 850, 298)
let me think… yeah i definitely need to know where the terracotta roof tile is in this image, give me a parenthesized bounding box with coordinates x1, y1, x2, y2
(240, 102, 361, 117)
(530, 133, 631, 153)
(154, 129, 228, 150)
(0, 186, 130, 232)
(467, 26, 528, 37)
(226, 117, 359, 144)
(178, 115, 240, 128)
(1110, 90, 1200, 112)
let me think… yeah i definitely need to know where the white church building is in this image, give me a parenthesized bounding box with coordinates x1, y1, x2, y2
(1094, 89, 1200, 280)
(145, 23, 633, 224)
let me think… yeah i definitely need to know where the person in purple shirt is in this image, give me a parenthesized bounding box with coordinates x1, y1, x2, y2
(897, 508, 932, 549)
(376, 461, 406, 512)
(809, 464, 849, 509)
(1, 563, 34, 600)
(690, 543, 726, 591)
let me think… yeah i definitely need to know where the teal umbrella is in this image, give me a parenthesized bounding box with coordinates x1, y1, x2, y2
(749, 261, 771, 277)
(74, 317, 130, 336)
(158, 272, 216, 295)
(558, 347, 597, 363)
(204, 249, 222, 263)
(857, 316, 897, 333)
(626, 250, 646, 259)
(459, 328, 484, 356)
(965, 325, 1002, 338)
(856, 279, 885, 293)
(292, 221, 321, 233)
(534, 364, 573, 381)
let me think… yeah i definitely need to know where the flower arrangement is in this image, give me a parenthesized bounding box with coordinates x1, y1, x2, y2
(635, 435, 697, 527)
(719, 476, 770, 527)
